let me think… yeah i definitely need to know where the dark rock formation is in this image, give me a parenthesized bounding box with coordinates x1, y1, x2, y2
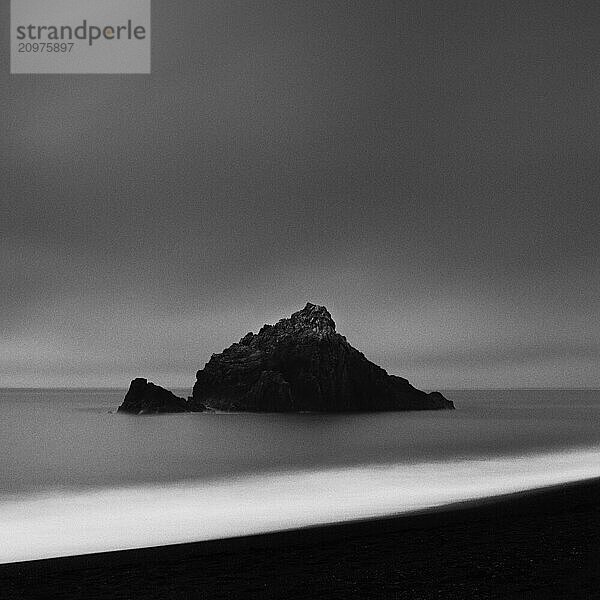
(117, 378, 189, 415)
(189, 303, 454, 412)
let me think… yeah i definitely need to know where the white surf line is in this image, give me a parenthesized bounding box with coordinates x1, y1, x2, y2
(1, 446, 600, 564)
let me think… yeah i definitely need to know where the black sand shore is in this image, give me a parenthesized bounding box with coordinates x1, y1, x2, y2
(2, 477, 600, 599)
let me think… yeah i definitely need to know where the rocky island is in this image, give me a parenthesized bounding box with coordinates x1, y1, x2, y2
(119, 303, 454, 414)
(117, 378, 188, 415)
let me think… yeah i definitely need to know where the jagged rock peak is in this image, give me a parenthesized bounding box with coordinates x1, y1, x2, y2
(238, 303, 336, 348)
(287, 302, 336, 334)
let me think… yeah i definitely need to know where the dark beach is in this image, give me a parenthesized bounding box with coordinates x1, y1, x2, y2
(3, 477, 600, 600)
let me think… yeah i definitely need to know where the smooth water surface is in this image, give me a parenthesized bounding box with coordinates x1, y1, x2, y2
(1, 388, 599, 562)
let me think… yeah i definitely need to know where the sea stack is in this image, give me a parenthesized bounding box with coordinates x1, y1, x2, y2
(188, 303, 454, 412)
(118, 378, 189, 415)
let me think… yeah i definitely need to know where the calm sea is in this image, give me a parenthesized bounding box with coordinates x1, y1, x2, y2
(1, 388, 599, 562)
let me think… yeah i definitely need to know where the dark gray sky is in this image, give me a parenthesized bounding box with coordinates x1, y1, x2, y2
(1, 1, 599, 388)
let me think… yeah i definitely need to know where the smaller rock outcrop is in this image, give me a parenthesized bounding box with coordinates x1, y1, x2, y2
(117, 378, 189, 415)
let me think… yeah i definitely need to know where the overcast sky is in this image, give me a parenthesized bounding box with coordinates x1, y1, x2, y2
(1, 1, 599, 389)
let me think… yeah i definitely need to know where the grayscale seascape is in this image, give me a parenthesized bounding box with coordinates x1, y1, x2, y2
(2, 0, 600, 596)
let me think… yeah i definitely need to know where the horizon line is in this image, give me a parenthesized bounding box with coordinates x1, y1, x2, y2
(1, 386, 598, 392)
